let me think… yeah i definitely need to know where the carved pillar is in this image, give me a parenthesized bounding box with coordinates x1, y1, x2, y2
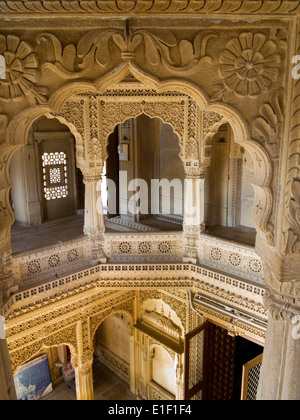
(134, 330, 143, 398)
(72, 353, 94, 401)
(0, 250, 18, 300)
(83, 173, 106, 264)
(128, 323, 137, 395)
(175, 353, 184, 400)
(144, 342, 154, 399)
(0, 315, 17, 400)
(257, 22, 300, 401)
(183, 171, 205, 263)
(257, 290, 300, 400)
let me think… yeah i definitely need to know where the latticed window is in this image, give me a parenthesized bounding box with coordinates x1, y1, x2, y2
(241, 354, 263, 400)
(42, 152, 68, 200)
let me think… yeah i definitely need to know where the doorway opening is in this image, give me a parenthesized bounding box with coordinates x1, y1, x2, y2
(93, 312, 135, 400)
(10, 116, 85, 254)
(184, 321, 263, 400)
(104, 114, 184, 233)
(204, 123, 256, 246)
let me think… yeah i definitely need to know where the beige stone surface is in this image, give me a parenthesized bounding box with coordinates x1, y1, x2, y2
(0, 0, 299, 401)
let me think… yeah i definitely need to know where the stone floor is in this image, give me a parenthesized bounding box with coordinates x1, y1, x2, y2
(205, 225, 256, 246)
(11, 215, 86, 255)
(11, 214, 182, 255)
(41, 361, 136, 401)
(11, 214, 256, 255)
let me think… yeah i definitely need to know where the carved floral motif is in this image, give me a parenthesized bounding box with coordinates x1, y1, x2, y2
(0, 34, 39, 100)
(253, 88, 284, 153)
(219, 32, 281, 98)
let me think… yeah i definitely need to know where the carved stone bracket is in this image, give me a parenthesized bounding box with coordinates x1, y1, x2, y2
(264, 290, 300, 322)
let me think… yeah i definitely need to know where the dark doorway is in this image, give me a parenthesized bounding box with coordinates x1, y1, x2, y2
(232, 336, 263, 400)
(106, 125, 120, 218)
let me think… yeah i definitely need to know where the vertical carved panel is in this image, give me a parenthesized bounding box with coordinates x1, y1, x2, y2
(283, 28, 300, 255)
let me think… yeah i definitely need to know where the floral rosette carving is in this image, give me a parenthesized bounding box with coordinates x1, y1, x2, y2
(0, 34, 39, 100)
(219, 32, 281, 97)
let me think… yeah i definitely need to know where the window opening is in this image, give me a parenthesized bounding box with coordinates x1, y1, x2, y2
(42, 152, 68, 200)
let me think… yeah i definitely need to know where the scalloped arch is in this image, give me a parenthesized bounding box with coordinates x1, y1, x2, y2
(5, 60, 272, 241)
(90, 308, 134, 345)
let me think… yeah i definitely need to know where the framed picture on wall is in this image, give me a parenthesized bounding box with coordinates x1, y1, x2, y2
(14, 354, 53, 400)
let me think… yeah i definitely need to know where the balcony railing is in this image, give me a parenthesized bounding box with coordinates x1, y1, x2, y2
(4, 230, 266, 321)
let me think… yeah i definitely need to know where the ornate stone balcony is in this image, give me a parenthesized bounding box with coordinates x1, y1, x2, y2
(4, 230, 267, 345)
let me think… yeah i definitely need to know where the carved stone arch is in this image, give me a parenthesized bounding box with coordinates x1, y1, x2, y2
(90, 303, 134, 345)
(140, 295, 185, 335)
(149, 342, 176, 361)
(96, 62, 204, 168)
(3, 61, 274, 259)
(91, 62, 273, 242)
(9, 331, 78, 374)
(205, 102, 273, 242)
(201, 111, 228, 169)
(9, 341, 45, 374)
(6, 106, 86, 172)
(47, 62, 204, 169)
(99, 94, 188, 164)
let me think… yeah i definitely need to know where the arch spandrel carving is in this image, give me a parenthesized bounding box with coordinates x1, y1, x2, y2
(2, 62, 275, 262)
(139, 293, 186, 333)
(89, 298, 135, 344)
(8, 325, 78, 374)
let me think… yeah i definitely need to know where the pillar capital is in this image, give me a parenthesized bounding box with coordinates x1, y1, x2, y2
(184, 168, 206, 180)
(82, 173, 102, 185)
(264, 288, 300, 321)
(256, 240, 300, 300)
(257, 292, 300, 400)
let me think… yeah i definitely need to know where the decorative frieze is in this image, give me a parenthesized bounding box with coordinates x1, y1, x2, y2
(0, 1, 299, 15)
(199, 234, 264, 283)
(107, 233, 182, 262)
(13, 237, 89, 285)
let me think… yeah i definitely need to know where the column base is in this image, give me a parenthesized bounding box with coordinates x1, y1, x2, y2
(182, 256, 198, 264)
(90, 257, 107, 265)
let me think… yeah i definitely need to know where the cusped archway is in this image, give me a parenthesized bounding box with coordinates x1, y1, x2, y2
(4, 61, 273, 258)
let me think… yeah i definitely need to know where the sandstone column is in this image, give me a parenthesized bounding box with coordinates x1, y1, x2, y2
(175, 353, 184, 400)
(257, 288, 300, 400)
(257, 20, 300, 399)
(183, 171, 205, 263)
(72, 353, 94, 401)
(83, 173, 106, 264)
(128, 324, 137, 395)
